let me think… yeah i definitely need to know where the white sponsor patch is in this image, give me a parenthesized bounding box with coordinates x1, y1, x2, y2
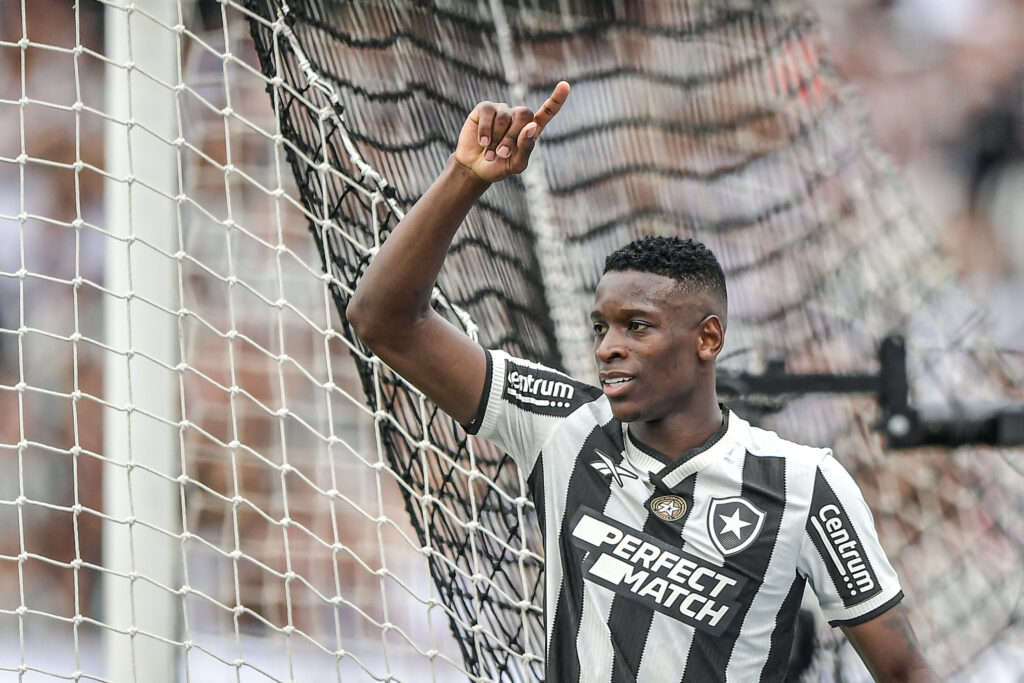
(570, 507, 745, 635)
(502, 364, 577, 415)
(811, 504, 876, 597)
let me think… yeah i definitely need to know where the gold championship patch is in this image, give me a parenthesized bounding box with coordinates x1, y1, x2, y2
(651, 495, 687, 521)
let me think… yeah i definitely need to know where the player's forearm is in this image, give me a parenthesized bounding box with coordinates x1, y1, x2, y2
(347, 156, 489, 345)
(866, 651, 939, 683)
(843, 606, 938, 683)
(350, 83, 568, 348)
(902, 661, 939, 683)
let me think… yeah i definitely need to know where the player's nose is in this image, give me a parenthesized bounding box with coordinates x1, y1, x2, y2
(595, 327, 627, 362)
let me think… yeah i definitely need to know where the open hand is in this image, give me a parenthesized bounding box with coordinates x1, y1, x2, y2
(454, 81, 570, 183)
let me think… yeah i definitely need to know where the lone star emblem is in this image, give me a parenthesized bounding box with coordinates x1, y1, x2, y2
(708, 497, 766, 556)
(718, 508, 752, 538)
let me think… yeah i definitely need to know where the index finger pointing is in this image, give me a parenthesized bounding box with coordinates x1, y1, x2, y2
(532, 80, 570, 134)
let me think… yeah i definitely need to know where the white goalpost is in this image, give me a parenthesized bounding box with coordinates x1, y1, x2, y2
(102, 1, 181, 680)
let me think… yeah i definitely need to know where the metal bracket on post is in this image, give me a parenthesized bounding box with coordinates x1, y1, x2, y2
(876, 335, 918, 448)
(716, 334, 1024, 449)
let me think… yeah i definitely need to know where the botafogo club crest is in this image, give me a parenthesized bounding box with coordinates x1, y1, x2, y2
(708, 497, 766, 556)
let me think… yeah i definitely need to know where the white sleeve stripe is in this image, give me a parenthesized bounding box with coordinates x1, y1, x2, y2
(824, 588, 904, 626)
(475, 350, 508, 442)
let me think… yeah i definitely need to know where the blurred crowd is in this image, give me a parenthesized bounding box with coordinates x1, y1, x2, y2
(0, 0, 1021, 669)
(0, 0, 107, 617)
(1, 0, 429, 656)
(819, 0, 1024, 344)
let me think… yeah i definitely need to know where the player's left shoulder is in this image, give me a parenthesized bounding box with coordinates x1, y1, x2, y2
(735, 412, 831, 469)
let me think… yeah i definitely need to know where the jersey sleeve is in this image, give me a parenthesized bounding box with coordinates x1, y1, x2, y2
(798, 452, 904, 626)
(463, 349, 599, 475)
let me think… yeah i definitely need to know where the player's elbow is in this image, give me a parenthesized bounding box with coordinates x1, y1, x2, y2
(346, 289, 384, 346)
(859, 641, 937, 683)
(880, 658, 938, 683)
(346, 290, 414, 354)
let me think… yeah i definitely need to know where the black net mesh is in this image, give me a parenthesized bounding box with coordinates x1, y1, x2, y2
(243, 0, 1024, 679)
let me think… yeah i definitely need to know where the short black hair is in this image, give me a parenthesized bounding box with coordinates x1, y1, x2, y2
(603, 235, 727, 308)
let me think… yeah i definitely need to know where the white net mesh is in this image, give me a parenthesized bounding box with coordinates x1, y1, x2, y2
(2, 1, 1024, 682)
(1, 1, 479, 680)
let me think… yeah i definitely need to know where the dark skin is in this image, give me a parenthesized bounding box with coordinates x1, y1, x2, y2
(347, 83, 938, 682)
(591, 270, 725, 454)
(844, 607, 937, 682)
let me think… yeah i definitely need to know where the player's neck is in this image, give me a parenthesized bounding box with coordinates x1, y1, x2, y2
(629, 400, 724, 462)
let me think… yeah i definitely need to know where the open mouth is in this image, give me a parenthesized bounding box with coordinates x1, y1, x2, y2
(601, 376, 635, 396)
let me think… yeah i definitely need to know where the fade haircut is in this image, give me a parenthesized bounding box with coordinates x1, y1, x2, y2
(603, 235, 728, 311)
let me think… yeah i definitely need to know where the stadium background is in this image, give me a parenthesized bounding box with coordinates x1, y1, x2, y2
(0, 0, 1022, 680)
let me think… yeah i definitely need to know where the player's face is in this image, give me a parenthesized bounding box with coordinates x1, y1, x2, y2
(591, 270, 719, 424)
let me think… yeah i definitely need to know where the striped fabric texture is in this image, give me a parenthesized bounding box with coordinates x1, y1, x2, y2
(469, 350, 902, 682)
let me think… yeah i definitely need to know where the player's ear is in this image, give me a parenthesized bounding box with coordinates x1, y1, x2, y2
(696, 314, 724, 362)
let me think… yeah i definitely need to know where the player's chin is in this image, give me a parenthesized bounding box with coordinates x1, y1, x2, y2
(607, 398, 645, 423)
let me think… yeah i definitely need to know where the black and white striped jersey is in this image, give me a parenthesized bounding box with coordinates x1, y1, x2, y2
(466, 350, 903, 683)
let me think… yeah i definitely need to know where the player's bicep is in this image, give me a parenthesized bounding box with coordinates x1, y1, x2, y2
(362, 309, 487, 427)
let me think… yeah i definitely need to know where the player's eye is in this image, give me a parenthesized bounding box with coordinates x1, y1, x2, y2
(628, 320, 649, 332)
(592, 322, 607, 336)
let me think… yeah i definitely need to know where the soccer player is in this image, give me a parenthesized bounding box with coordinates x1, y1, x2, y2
(347, 82, 936, 682)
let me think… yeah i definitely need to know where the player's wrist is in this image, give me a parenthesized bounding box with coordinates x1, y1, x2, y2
(447, 154, 494, 193)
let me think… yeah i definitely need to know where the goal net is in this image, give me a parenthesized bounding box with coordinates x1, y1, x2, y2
(1, 0, 1022, 681)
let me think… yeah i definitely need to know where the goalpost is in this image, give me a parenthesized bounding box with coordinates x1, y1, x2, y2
(102, 1, 181, 680)
(1, 1, 1023, 681)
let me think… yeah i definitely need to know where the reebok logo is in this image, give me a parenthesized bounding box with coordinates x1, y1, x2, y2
(589, 449, 639, 488)
(502, 363, 578, 417)
(810, 504, 875, 597)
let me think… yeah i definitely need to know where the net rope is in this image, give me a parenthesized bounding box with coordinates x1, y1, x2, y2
(0, 0, 1021, 681)
(245, 3, 546, 679)
(1, 1, 488, 680)
(242, 0, 1024, 678)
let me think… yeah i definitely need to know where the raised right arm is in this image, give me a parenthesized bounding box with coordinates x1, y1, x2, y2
(346, 82, 570, 426)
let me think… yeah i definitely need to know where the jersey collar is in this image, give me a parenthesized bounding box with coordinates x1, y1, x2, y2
(623, 407, 741, 490)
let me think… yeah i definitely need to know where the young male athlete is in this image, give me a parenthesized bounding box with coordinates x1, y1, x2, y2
(348, 82, 936, 682)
